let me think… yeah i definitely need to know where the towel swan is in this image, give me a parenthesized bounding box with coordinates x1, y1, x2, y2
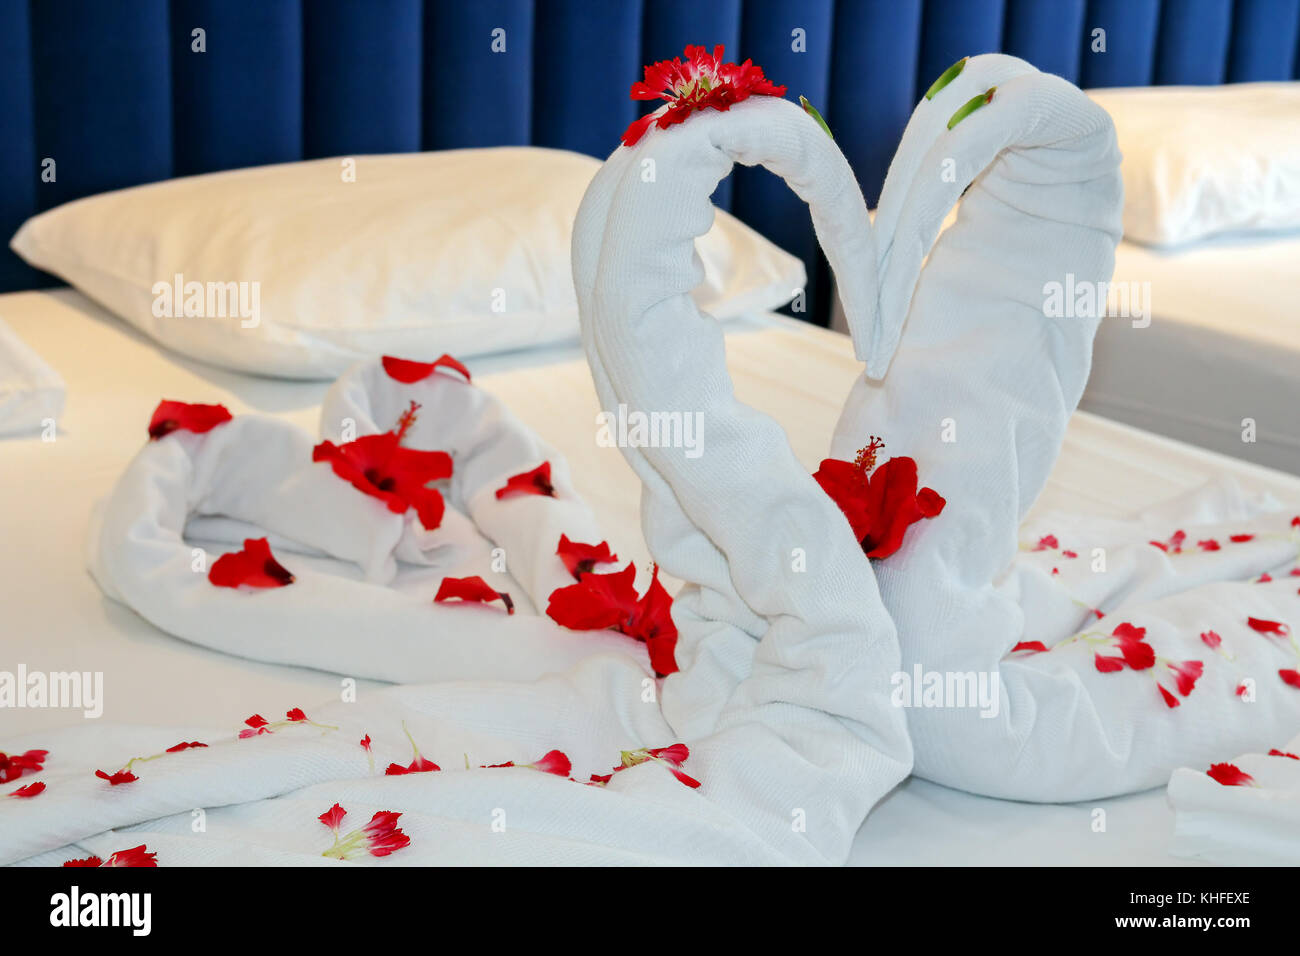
(834, 54, 1300, 801)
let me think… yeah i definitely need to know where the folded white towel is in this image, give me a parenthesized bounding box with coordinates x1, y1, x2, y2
(832, 54, 1300, 800)
(0, 316, 64, 438)
(1168, 731, 1300, 864)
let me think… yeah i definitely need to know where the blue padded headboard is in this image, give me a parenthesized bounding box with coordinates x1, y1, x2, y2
(3, 0, 1299, 323)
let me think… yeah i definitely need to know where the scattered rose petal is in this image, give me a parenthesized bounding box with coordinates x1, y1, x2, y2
(434, 575, 514, 614)
(1280, 669, 1300, 689)
(94, 769, 138, 786)
(148, 400, 232, 440)
(1229, 534, 1255, 543)
(1011, 641, 1048, 653)
(1198, 539, 1220, 551)
(1033, 535, 1059, 551)
(1158, 684, 1180, 708)
(9, 782, 45, 798)
(556, 534, 618, 580)
(239, 714, 270, 739)
(1248, 617, 1291, 636)
(164, 741, 207, 753)
(381, 354, 471, 384)
(209, 537, 295, 589)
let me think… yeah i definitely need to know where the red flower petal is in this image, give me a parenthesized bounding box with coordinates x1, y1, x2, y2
(0, 749, 48, 782)
(94, 769, 137, 786)
(62, 856, 103, 868)
(1207, 763, 1255, 786)
(494, 462, 555, 499)
(313, 429, 453, 531)
(813, 458, 873, 541)
(208, 537, 294, 589)
(148, 400, 232, 440)
(285, 708, 307, 722)
(1280, 669, 1300, 689)
(319, 802, 347, 832)
(625, 565, 680, 677)
(1094, 653, 1125, 673)
(916, 487, 946, 518)
(363, 811, 411, 857)
(1158, 684, 1180, 708)
(360, 734, 371, 752)
(1033, 534, 1059, 552)
(556, 534, 619, 580)
(1167, 659, 1204, 696)
(434, 575, 515, 614)
(530, 750, 572, 776)
(1011, 641, 1048, 653)
(1229, 534, 1255, 543)
(546, 562, 641, 632)
(1200, 630, 1222, 650)
(164, 741, 207, 752)
(238, 714, 270, 739)
(103, 845, 158, 868)
(381, 354, 471, 384)
(1198, 539, 1221, 551)
(1248, 617, 1291, 636)
(1062, 550, 1078, 559)
(1269, 749, 1300, 760)
(9, 781, 45, 798)
(384, 756, 440, 775)
(861, 457, 927, 559)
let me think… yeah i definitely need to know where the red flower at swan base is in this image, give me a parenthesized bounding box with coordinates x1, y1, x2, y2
(813, 438, 946, 559)
(622, 44, 788, 147)
(147, 400, 232, 440)
(546, 563, 679, 675)
(208, 537, 295, 589)
(434, 575, 514, 614)
(313, 401, 453, 531)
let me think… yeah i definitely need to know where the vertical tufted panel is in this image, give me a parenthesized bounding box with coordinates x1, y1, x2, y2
(1228, 0, 1300, 81)
(1155, 0, 1233, 84)
(532, 0, 644, 159)
(423, 0, 534, 150)
(304, 0, 423, 158)
(1079, 0, 1161, 88)
(1003, 0, 1086, 82)
(30, 0, 172, 210)
(641, 0, 743, 209)
(0, 0, 38, 291)
(916, 0, 1006, 100)
(171, 0, 303, 175)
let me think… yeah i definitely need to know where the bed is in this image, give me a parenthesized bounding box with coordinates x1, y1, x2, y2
(5, 285, 1297, 865)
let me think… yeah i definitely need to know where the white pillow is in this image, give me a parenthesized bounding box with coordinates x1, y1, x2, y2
(11, 148, 803, 378)
(1088, 83, 1300, 246)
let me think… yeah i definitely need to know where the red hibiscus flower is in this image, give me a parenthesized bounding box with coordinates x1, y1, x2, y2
(813, 438, 945, 560)
(147, 400, 232, 440)
(0, 749, 47, 783)
(313, 401, 453, 531)
(1206, 763, 1256, 787)
(385, 722, 440, 775)
(1280, 669, 1300, 689)
(63, 845, 158, 868)
(1011, 641, 1048, 653)
(1248, 617, 1291, 636)
(208, 537, 294, 589)
(1269, 749, 1300, 759)
(621, 44, 787, 147)
(556, 534, 618, 580)
(1033, 535, 1059, 551)
(494, 462, 555, 499)
(320, 805, 411, 860)
(381, 354, 471, 384)
(94, 769, 137, 786)
(165, 741, 207, 752)
(434, 575, 514, 614)
(9, 782, 45, 798)
(546, 562, 679, 675)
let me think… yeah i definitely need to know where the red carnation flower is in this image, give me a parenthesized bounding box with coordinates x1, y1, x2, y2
(619, 744, 701, 789)
(556, 534, 618, 580)
(208, 537, 294, 589)
(319, 805, 411, 860)
(1095, 622, 1155, 672)
(484, 750, 573, 777)
(94, 769, 138, 786)
(494, 462, 555, 499)
(621, 44, 787, 147)
(813, 438, 945, 560)
(63, 845, 157, 868)
(147, 400, 232, 440)
(9, 782, 45, 798)
(313, 401, 453, 531)
(381, 354, 471, 384)
(434, 575, 514, 614)
(546, 562, 679, 675)
(1206, 763, 1255, 787)
(0, 749, 48, 783)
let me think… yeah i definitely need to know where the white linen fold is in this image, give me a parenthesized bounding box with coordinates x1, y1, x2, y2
(0, 316, 64, 438)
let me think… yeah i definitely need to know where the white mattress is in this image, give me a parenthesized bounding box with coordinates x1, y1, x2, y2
(1083, 231, 1300, 475)
(5, 288, 1300, 866)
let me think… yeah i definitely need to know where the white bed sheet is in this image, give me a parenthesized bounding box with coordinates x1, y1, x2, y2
(4, 288, 1300, 866)
(1082, 231, 1300, 475)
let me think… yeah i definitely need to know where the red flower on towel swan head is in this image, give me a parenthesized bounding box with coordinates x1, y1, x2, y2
(147, 400, 232, 440)
(1206, 763, 1256, 787)
(621, 44, 788, 147)
(208, 537, 295, 589)
(434, 575, 514, 615)
(313, 400, 453, 531)
(495, 462, 556, 499)
(556, 534, 619, 580)
(63, 845, 158, 868)
(381, 354, 471, 384)
(813, 437, 946, 560)
(546, 562, 680, 675)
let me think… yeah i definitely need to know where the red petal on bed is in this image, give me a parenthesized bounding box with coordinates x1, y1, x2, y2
(1033, 534, 1059, 552)
(1112, 623, 1155, 670)
(434, 575, 515, 614)
(9, 781, 45, 798)
(1094, 654, 1125, 673)
(1200, 630, 1222, 650)
(381, 354, 472, 384)
(1197, 539, 1220, 551)
(147, 400, 232, 440)
(556, 534, 619, 580)
(648, 743, 690, 765)
(0, 748, 48, 782)
(385, 755, 440, 775)
(916, 487, 946, 518)
(495, 462, 556, 499)
(164, 741, 207, 752)
(62, 856, 104, 867)
(1207, 763, 1254, 786)
(94, 769, 137, 786)
(313, 434, 453, 530)
(1158, 684, 1180, 708)
(362, 811, 411, 857)
(1167, 659, 1204, 696)
(1229, 534, 1255, 543)
(1280, 669, 1300, 689)
(1269, 749, 1300, 759)
(1062, 550, 1078, 559)
(1248, 617, 1291, 636)
(627, 565, 680, 676)
(813, 458, 874, 542)
(239, 714, 270, 738)
(529, 750, 572, 776)
(319, 802, 347, 833)
(546, 562, 641, 631)
(208, 537, 295, 589)
(1011, 641, 1048, 653)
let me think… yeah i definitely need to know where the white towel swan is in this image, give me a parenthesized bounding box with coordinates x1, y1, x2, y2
(833, 54, 1300, 801)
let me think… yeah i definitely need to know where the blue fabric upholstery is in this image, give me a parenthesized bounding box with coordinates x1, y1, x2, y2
(2, 0, 1297, 323)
